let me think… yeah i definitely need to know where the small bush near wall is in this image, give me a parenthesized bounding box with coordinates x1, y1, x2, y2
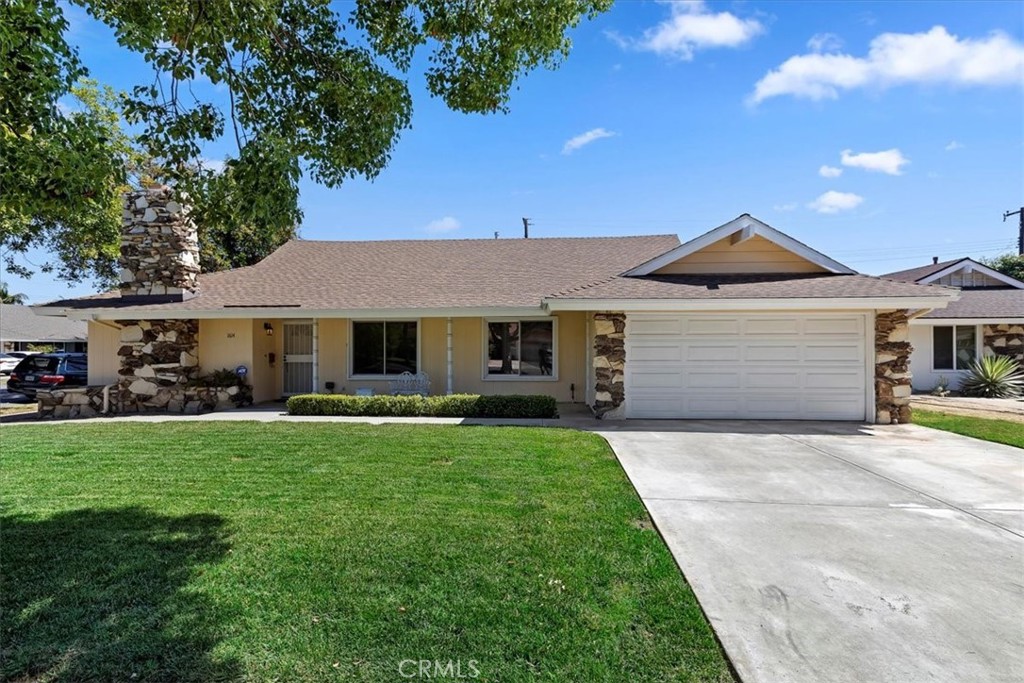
(286, 394, 559, 419)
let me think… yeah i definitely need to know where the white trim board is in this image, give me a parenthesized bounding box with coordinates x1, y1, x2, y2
(910, 317, 1024, 325)
(37, 306, 548, 321)
(623, 214, 857, 276)
(544, 296, 957, 312)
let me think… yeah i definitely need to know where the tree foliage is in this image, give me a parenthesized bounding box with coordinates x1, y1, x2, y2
(1, 282, 28, 304)
(981, 253, 1024, 283)
(1, 0, 610, 285)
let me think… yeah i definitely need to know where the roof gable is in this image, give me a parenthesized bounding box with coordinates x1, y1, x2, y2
(624, 215, 855, 276)
(915, 258, 1024, 289)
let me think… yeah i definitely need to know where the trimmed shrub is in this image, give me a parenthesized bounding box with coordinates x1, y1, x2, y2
(286, 393, 559, 419)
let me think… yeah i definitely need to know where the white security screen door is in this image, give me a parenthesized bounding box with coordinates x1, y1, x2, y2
(283, 322, 314, 395)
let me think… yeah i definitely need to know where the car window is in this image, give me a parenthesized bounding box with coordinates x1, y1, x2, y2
(65, 358, 88, 372)
(15, 356, 59, 373)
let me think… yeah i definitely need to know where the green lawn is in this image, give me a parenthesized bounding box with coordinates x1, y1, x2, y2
(914, 410, 1024, 449)
(2, 423, 732, 682)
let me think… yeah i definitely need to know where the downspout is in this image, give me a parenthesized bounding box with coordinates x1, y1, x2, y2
(312, 318, 319, 393)
(446, 317, 453, 395)
(102, 384, 111, 415)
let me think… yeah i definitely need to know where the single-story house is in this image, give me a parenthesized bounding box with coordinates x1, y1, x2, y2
(36, 187, 960, 422)
(1, 303, 87, 353)
(881, 257, 1024, 391)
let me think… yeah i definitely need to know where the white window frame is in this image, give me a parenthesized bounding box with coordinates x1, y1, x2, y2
(481, 317, 559, 381)
(348, 319, 421, 380)
(931, 324, 980, 371)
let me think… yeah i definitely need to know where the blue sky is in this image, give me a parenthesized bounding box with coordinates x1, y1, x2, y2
(8, 0, 1024, 303)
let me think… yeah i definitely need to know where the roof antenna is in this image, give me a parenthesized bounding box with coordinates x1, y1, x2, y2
(932, 256, 938, 264)
(494, 231, 499, 240)
(522, 217, 532, 239)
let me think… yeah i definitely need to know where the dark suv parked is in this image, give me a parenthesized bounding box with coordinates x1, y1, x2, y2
(7, 353, 88, 398)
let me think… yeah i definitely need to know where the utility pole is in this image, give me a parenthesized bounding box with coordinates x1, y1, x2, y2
(1003, 207, 1023, 256)
(522, 217, 532, 239)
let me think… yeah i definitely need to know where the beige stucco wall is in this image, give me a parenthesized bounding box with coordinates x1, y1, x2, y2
(87, 312, 588, 403)
(198, 319, 253, 376)
(654, 235, 827, 274)
(87, 321, 121, 385)
(310, 312, 587, 401)
(250, 318, 282, 402)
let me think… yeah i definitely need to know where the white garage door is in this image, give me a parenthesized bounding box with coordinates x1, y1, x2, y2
(626, 313, 868, 420)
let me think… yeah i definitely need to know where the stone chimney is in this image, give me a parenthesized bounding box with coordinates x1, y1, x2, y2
(120, 185, 200, 298)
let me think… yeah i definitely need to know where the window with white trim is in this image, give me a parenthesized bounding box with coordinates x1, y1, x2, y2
(486, 320, 555, 377)
(932, 325, 976, 370)
(351, 321, 417, 376)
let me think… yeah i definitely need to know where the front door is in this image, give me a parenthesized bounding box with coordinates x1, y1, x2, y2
(283, 322, 314, 395)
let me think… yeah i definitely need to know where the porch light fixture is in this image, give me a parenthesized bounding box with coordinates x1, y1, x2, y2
(264, 322, 274, 336)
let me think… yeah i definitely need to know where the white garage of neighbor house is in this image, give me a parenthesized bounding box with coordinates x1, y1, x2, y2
(882, 258, 1024, 392)
(36, 189, 957, 422)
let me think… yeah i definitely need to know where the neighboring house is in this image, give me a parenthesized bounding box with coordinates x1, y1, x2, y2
(882, 258, 1024, 392)
(1, 303, 87, 353)
(35, 188, 959, 422)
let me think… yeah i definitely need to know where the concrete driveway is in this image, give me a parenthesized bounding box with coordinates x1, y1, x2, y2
(598, 421, 1024, 683)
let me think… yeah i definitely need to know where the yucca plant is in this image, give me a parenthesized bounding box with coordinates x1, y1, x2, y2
(960, 355, 1024, 398)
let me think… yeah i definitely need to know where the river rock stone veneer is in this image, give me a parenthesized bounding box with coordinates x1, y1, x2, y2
(875, 310, 912, 424)
(983, 323, 1024, 363)
(120, 186, 200, 297)
(593, 312, 626, 418)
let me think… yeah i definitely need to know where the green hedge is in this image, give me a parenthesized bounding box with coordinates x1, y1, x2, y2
(286, 393, 559, 419)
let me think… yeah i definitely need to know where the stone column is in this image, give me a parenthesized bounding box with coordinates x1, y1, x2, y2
(875, 310, 913, 424)
(117, 319, 200, 411)
(121, 186, 200, 297)
(593, 312, 626, 419)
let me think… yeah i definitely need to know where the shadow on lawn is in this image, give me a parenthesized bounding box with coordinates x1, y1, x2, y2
(1, 507, 238, 682)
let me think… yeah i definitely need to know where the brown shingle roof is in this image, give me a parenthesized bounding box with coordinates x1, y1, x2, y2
(919, 288, 1024, 319)
(41, 235, 681, 312)
(0, 304, 87, 341)
(547, 273, 958, 300)
(881, 258, 968, 282)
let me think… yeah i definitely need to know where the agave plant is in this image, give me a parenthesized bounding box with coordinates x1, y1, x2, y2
(960, 355, 1024, 399)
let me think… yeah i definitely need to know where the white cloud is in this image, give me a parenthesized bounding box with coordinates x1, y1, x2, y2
(819, 165, 843, 178)
(840, 148, 909, 175)
(750, 26, 1024, 104)
(611, 0, 764, 60)
(199, 158, 226, 174)
(807, 32, 843, 53)
(808, 190, 864, 214)
(945, 140, 964, 151)
(773, 202, 798, 211)
(561, 128, 617, 155)
(424, 216, 461, 234)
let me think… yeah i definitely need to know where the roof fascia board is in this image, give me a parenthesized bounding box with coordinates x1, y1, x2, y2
(917, 259, 1024, 288)
(43, 305, 548, 321)
(912, 316, 1024, 324)
(544, 296, 956, 312)
(624, 215, 857, 276)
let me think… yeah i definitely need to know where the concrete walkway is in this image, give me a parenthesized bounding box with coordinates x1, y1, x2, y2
(911, 394, 1024, 423)
(600, 421, 1024, 683)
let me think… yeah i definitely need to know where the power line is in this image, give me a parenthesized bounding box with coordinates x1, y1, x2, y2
(1003, 207, 1023, 256)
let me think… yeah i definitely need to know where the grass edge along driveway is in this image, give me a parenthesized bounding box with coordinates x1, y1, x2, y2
(914, 409, 1024, 449)
(2, 422, 733, 682)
